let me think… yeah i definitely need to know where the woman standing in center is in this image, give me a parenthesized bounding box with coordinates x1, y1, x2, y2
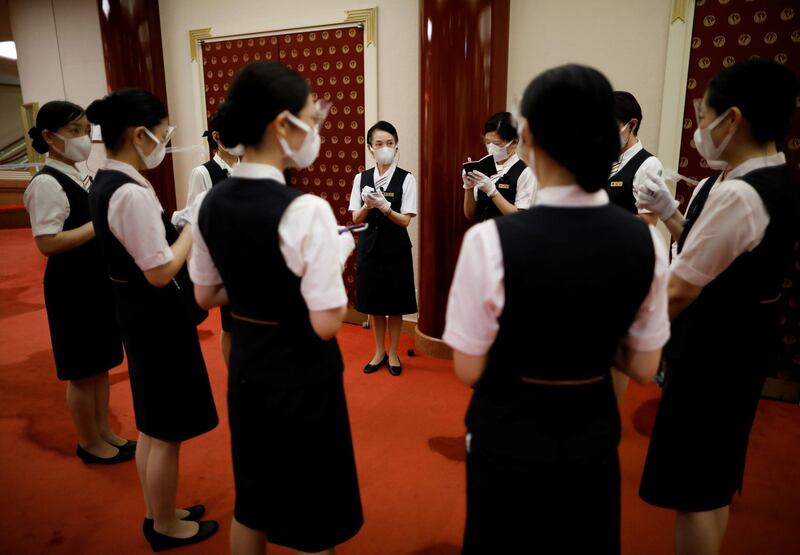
(349, 121, 418, 376)
(444, 64, 670, 553)
(190, 61, 363, 555)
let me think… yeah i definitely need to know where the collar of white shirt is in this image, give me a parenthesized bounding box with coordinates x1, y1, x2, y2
(213, 153, 234, 173)
(725, 152, 786, 181)
(102, 159, 153, 189)
(372, 162, 398, 190)
(45, 157, 84, 185)
(535, 184, 609, 207)
(496, 153, 520, 173)
(618, 139, 643, 166)
(230, 162, 286, 184)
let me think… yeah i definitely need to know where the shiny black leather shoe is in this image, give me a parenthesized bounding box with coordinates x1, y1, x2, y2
(364, 354, 388, 374)
(143, 504, 207, 533)
(145, 520, 219, 552)
(388, 359, 403, 376)
(76, 444, 135, 465)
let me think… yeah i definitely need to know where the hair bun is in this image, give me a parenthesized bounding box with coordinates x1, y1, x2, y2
(85, 96, 110, 125)
(27, 126, 49, 154)
(214, 101, 243, 150)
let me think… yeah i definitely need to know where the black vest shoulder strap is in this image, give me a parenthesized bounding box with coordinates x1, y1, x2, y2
(496, 159, 525, 185)
(677, 174, 719, 254)
(202, 159, 228, 186)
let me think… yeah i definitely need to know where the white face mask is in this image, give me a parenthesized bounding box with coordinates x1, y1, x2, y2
(693, 108, 734, 170)
(619, 123, 630, 150)
(279, 112, 320, 169)
(371, 146, 396, 166)
(135, 127, 173, 169)
(52, 133, 92, 162)
(486, 141, 513, 162)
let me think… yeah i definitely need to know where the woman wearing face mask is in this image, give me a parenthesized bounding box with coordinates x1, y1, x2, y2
(87, 88, 219, 551)
(462, 112, 537, 221)
(349, 121, 417, 376)
(190, 62, 362, 555)
(443, 64, 670, 553)
(606, 91, 664, 224)
(636, 59, 799, 555)
(23, 101, 132, 464)
(186, 111, 239, 207)
(185, 111, 239, 367)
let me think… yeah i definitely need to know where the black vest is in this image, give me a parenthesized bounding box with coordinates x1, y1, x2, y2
(475, 159, 525, 221)
(202, 158, 228, 185)
(35, 166, 101, 272)
(197, 177, 344, 387)
(486, 204, 655, 383)
(606, 148, 653, 214)
(666, 165, 800, 368)
(357, 167, 412, 255)
(466, 203, 655, 461)
(89, 169, 207, 324)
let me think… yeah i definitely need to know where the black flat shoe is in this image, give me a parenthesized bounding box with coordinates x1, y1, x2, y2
(388, 359, 403, 376)
(146, 520, 219, 552)
(143, 504, 207, 533)
(76, 444, 135, 465)
(364, 354, 388, 374)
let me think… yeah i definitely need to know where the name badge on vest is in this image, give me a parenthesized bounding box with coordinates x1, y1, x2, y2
(498, 183, 510, 190)
(610, 181, 624, 188)
(383, 192, 395, 198)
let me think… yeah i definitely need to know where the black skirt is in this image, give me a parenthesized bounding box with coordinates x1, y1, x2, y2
(463, 378, 621, 554)
(112, 279, 218, 442)
(463, 444, 620, 554)
(355, 246, 417, 315)
(228, 373, 363, 551)
(639, 359, 766, 512)
(43, 248, 123, 381)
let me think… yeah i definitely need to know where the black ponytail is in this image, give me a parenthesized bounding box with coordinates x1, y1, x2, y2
(28, 101, 84, 154)
(520, 64, 619, 193)
(216, 62, 309, 149)
(86, 88, 167, 151)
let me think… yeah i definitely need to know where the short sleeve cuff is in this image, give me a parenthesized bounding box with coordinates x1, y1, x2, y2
(443, 327, 492, 357)
(135, 246, 175, 272)
(671, 260, 713, 288)
(31, 224, 64, 237)
(188, 265, 223, 286)
(303, 288, 348, 312)
(625, 325, 670, 352)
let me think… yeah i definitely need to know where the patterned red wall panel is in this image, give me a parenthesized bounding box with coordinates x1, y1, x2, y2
(201, 27, 366, 305)
(679, 0, 800, 381)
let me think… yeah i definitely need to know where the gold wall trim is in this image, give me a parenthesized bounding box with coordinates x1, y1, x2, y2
(19, 102, 41, 173)
(344, 7, 377, 46)
(189, 27, 213, 63)
(671, 0, 688, 24)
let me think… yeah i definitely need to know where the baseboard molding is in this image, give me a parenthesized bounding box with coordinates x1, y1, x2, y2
(413, 325, 452, 360)
(761, 377, 800, 403)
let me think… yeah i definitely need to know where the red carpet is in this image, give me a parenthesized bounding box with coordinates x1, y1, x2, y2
(0, 226, 798, 554)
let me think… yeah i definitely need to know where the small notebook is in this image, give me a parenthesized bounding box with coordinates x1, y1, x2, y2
(462, 154, 498, 178)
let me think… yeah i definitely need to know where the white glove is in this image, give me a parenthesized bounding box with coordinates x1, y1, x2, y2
(635, 170, 679, 221)
(361, 186, 375, 205)
(368, 191, 392, 214)
(337, 230, 355, 269)
(462, 169, 476, 190)
(170, 206, 193, 231)
(467, 171, 497, 197)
